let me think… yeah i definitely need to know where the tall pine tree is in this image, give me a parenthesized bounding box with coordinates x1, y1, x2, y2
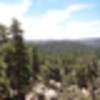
(0, 24, 8, 44)
(10, 19, 31, 100)
(0, 54, 10, 99)
(32, 45, 40, 80)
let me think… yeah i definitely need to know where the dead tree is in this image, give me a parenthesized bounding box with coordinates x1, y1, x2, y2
(88, 61, 97, 100)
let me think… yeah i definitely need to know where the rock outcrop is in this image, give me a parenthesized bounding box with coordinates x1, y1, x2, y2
(26, 80, 62, 100)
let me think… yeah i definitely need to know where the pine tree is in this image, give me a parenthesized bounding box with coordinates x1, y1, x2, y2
(0, 55, 10, 99)
(0, 24, 11, 99)
(0, 24, 8, 44)
(32, 45, 40, 80)
(10, 18, 31, 100)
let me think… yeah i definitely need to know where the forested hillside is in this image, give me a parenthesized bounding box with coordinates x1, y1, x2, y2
(78, 38, 100, 48)
(0, 19, 100, 100)
(27, 40, 97, 57)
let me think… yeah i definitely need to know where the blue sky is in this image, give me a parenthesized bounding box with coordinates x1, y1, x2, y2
(0, 0, 100, 40)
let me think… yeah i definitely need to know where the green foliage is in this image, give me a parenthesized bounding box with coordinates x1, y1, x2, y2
(0, 19, 100, 100)
(0, 56, 10, 98)
(40, 58, 62, 83)
(32, 45, 40, 79)
(0, 24, 8, 43)
(75, 63, 88, 88)
(10, 19, 32, 92)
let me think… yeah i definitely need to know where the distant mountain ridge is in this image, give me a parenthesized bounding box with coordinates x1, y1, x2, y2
(78, 38, 100, 48)
(26, 38, 100, 48)
(26, 38, 100, 55)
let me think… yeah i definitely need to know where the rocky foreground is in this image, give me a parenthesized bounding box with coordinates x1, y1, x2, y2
(25, 80, 100, 100)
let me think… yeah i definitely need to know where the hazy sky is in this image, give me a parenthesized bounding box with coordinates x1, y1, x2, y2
(0, 0, 100, 40)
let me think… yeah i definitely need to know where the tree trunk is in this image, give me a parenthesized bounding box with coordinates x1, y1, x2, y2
(88, 63, 96, 100)
(89, 83, 96, 100)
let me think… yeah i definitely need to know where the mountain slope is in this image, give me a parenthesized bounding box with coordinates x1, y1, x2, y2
(79, 38, 100, 48)
(26, 38, 100, 55)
